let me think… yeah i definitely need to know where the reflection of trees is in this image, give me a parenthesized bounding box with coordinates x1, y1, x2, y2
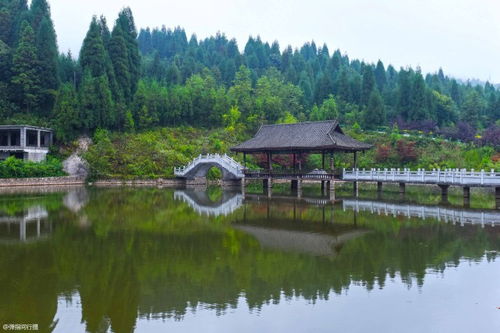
(0, 188, 499, 333)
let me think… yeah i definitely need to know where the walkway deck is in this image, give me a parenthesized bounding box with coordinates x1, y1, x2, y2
(343, 168, 500, 187)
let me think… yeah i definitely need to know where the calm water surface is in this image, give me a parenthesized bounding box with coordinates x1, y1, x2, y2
(0, 186, 499, 333)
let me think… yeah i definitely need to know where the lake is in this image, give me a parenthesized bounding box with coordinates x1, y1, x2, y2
(0, 185, 499, 333)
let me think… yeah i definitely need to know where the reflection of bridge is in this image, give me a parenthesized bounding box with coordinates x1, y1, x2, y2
(0, 206, 49, 243)
(174, 190, 243, 216)
(343, 199, 500, 226)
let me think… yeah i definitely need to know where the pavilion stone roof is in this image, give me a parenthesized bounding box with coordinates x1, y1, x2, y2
(231, 120, 372, 153)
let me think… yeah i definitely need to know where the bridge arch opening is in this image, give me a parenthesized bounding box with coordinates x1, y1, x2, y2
(206, 166, 222, 182)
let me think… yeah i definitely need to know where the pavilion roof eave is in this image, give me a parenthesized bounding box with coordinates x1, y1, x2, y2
(231, 145, 373, 154)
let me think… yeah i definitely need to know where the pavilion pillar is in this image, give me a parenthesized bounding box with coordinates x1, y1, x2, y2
(330, 152, 334, 172)
(37, 130, 41, 147)
(7, 131, 11, 146)
(243, 153, 247, 169)
(353, 152, 358, 169)
(293, 153, 296, 172)
(322, 151, 325, 170)
(267, 152, 272, 171)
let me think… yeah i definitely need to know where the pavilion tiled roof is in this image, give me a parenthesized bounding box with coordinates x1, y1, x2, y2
(231, 120, 372, 153)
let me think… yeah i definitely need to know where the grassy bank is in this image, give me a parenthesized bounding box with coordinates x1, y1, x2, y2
(83, 126, 500, 180)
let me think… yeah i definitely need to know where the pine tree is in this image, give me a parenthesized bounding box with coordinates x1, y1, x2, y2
(364, 89, 385, 129)
(461, 90, 484, 128)
(11, 20, 40, 113)
(409, 71, 427, 121)
(361, 65, 375, 106)
(35, 16, 59, 114)
(116, 8, 140, 96)
(109, 23, 131, 99)
(80, 17, 107, 77)
(374, 60, 387, 91)
(52, 83, 80, 142)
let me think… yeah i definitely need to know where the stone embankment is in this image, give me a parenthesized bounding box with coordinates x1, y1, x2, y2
(0, 176, 86, 187)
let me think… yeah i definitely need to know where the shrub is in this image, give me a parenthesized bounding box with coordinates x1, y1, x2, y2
(0, 156, 65, 178)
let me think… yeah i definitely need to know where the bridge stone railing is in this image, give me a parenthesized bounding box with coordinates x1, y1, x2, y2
(174, 154, 244, 178)
(343, 168, 500, 186)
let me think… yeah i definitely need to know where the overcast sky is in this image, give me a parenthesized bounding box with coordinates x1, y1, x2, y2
(48, 0, 500, 83)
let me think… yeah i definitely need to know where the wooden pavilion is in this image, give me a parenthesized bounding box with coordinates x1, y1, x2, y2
(231, 120, 372, 173)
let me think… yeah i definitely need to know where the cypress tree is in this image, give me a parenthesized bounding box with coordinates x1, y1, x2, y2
(361, 65, 375, 106)
(374, 60, 387, 91)
(364, 89, 385, 129)
(410, 71, 427, 121)
(35, 16, 59, 114)
(53, 83, 80, 142)
(116, 8, 140, 96)
(11, 20, 39, 113)
(80, 17, 107, 77)
(109, 23, 131, 99)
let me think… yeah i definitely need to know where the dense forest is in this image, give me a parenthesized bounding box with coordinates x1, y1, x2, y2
(0, 1, 499, 147)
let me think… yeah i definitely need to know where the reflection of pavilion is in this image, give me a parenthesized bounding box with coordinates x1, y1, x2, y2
(343, 199, 500, 226)
(234, 225, 367, 257)
(0, 206, 50, 243)
(174, 190, 243, 216)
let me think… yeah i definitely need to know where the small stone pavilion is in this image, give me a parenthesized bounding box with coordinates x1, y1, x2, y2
(0, 125, 53, 162)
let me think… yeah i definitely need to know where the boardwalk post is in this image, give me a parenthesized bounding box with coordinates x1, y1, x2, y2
(399, 182, 406, 195)
(463, 186, 470, 207)
(496, 187, 500, 210)
(438, 185, 449, 203)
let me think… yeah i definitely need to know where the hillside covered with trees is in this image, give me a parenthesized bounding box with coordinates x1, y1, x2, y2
(0, 1, 498, 178)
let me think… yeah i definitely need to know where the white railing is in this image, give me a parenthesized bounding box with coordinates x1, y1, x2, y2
(174, 154, 244, 178)
(343, 199, 500, 226)
(343, 168, 500, 186)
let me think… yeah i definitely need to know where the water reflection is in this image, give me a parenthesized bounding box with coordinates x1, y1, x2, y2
(0, 187, 498, 333)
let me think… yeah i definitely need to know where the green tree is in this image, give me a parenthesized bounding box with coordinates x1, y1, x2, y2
(461, 90, 484, 128)
(310, 94, 338, 121)
(52, 83, 80, 142)
(409, 71, 428, 121)
(35, 16, 59, 114)
(363, 89, 385, 129)
(80, 17, 107, 77)
(10, 20, 39, 113)
(109, 23, 131, 100)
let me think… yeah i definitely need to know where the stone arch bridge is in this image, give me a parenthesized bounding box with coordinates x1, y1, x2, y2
(174, 154, 244, 180)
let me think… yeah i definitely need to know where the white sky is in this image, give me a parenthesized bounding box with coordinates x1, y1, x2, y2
(48, 0, 500, 83)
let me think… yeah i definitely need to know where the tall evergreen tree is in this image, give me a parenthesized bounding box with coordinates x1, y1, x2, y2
(35, 16, 59, 114)
(11, 20, 39, 113)
(53, 83, 80, 142)
(409, 71, 428, 121)
(116, 8, 140, 96)
(361, 65, 375, 106)
(109, 23, 131, 99)
(364, 89, 385, 129)
(374, 60, 387, 91)
(80, 17, 107, 77)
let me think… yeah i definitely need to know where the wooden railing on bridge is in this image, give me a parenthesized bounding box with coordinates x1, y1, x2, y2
(343, 168, 500, 187)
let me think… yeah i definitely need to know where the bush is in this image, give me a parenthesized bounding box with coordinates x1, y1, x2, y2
(0, 156, 66, 178)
